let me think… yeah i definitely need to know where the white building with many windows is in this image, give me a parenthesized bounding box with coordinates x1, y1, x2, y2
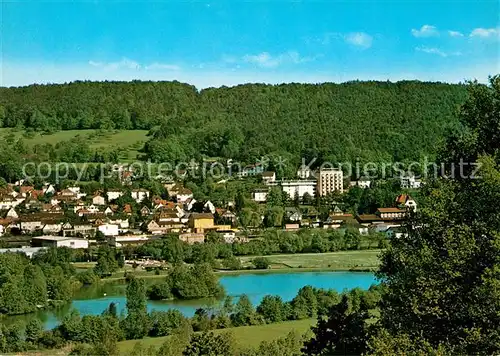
(281, 180, 316, 199)
(317, 168, 343, 196)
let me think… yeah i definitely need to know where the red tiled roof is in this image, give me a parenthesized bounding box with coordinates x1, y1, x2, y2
(20, 186, 34, 194)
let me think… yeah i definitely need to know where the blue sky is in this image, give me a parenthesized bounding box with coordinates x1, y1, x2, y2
(1, 0, 499, 88)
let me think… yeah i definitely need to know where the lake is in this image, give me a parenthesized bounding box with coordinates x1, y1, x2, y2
(4, 271, 378, 330)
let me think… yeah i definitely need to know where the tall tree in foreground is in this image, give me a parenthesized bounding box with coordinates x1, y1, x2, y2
(122, 277, 150, 340)
(376, 75, 500, 354)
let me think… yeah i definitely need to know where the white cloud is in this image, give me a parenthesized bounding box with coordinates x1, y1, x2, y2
(145, 63, 181, 71)
(411, 25, 439, 38)
(416, 46, 462, 57)
(344, 32, 373, 49)
(88, 58, 141, 70)
(469, 28, 499, 38)
(448, 30, 464, 37)
(241, 51, 313, 68)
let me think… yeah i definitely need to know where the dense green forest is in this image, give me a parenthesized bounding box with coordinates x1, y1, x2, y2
(0, 80, 468, 166)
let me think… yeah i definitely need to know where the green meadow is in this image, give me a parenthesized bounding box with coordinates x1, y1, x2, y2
(0, 129, 149, 162)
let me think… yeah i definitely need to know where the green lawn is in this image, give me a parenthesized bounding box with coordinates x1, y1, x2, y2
(239, 249, 382, 271)
(0, 128, 149, 162)
(117, 318, 316, 354)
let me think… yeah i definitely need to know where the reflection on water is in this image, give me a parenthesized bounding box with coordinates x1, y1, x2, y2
(2, 271, 378, 330)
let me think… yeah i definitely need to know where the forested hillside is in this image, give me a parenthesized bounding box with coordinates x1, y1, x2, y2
(0, 80, 468, 165)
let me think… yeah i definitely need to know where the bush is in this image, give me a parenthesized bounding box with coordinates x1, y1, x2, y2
(222, 256, 242, 270)
(252, 257, 270, 269)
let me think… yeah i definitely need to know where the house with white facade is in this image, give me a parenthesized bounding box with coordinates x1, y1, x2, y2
(252, 189, 268, 203)
(98, 224, 119, 236)
(42, 223, 63, 234)
(131, 189, 150, 203)
(400, 175, 422, 189)
(107, 189, 124, 201)
(92, 195, 106, 205)
(281, 180, 316, 199)
(262, 171, 276, 185)
(5, 208, 18, 219)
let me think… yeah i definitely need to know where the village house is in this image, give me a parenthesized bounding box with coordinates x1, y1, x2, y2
(376, 207, 407, 220)
(216, 229, 238, 243)
(19, 218, 44, 233)
(188, 213, 215, 233)
(158, 210, 182, 222)
(62, 222, 96, 238)
(285, 207, 302, 223)
(98, 223, 119, 236)
(215, 208, 237, 225)
(280, 180, 316, 199)
(41, 203, 62, 213)
(5, 208, 18, 219)
(140, 206, 151, 217)
(131, 188, 150, 203)
(24, 198, 42, 211)
(145, 220, 171, 235)
(106, 189, 124, 201)
(323, 213, 356, 229)
(19, 186, 35, 198)
(42, 222, 63, 234)
(42, 184, 56, 195)
(104, 206, 115, 215)
(0, 195, 20, 210)
(356, 214, 384, 226)
(176, 188, 194, 204)
(108, 218, 130, 230)
(252, 189, 268, 203)
(395, 194, 417, 212)
(92, 195, 106, 205)
(400, 175, 422, 189)
(262, 171, 276, 185)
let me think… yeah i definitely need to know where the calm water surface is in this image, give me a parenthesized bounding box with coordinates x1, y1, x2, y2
(4, 271, 378, 330)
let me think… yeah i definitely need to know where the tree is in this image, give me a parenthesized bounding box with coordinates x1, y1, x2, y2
(252, 257, 270, 269)
(123, 277, 150, 339)
(231, 295, 258, 327)
(182, 331, 234, 356)
(290, 286, 318, 319)
(256, 295, 288, 323)
(302, 295, 370, 355)
(264, 206, 284, 227)
(377, 76, 500, 354)
(25, 319, 43, 346)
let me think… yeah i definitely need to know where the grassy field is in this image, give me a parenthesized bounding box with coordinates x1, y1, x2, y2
(0, 128, 149, 162)
(239, 249, 382, 271)
(117, 318, 316, 354)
